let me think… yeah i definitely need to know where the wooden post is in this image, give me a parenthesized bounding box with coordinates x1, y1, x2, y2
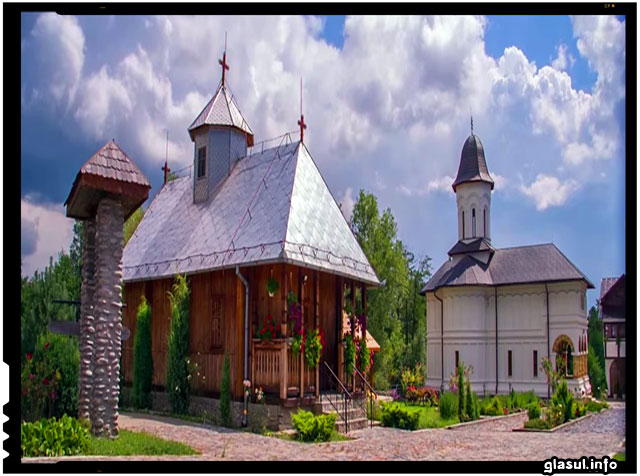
(314, 270, 319, 398)
(299, 267, 304, 398)
(337, 276, 344, 384)
(351, 280, 356, 392)
(280, 341, 287, 400)
(282, 264, 288, 326)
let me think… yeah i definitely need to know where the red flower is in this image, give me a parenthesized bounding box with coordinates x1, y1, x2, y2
(44, 342, 50, 350)
(43, 377, 50, 387)
(503, 407, 508, 415)
(26, 352, 33, 361)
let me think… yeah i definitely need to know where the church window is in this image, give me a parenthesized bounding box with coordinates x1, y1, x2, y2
(210, 294, 223, 350)
(455, 350, 459, 370)
(483, 208, 486, 236)
(197, 146, 207, 179)
(507, 350, 512, 377)
(462, 211, 465, 238)
(472, 209, 476, 238)
(533, 350, 538, 377)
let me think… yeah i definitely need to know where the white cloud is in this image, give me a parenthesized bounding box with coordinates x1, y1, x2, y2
(21, 197, 75, 277)
(520, 174, 579, 211)
(27, 13, 85, 107)
(551, 43, 574, 71)
(427, 175, 455, 194)
(339, 187, 355, 221)
(492, 173, 507, 190)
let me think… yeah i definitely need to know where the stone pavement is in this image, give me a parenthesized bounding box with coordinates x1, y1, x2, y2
(24, 403, 625, 462)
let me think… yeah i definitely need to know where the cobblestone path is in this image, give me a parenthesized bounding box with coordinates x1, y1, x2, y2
(25, 403, 625, 462)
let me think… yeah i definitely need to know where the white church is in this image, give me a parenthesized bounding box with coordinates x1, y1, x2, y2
(421, 129, 592, 398)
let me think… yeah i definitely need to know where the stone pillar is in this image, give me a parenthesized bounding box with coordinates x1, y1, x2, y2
(91, 197, 124, 438)
(78, 219, 96, 421)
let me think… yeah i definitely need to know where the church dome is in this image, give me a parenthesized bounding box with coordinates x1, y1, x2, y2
(452, 134, 494, 192)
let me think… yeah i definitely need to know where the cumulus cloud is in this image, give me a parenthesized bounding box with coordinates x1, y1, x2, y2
(427, 176, 455, 194)
(21, 197, 75, 277)
(339, 187, 356, 220)
(551, 43, 574, 71)
(520, 174, 580, 211)
(25, 13, 85, 107)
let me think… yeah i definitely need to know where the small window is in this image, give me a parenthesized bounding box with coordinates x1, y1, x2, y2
(455, 350, 459, 370)
(462, 211, 465, 238)
(483, 208, 487, 236)
(197, 146, 207, 179)
(533, 350, 538, 377)
(472, 208, 476, 238)
(210, 294, 223, 350)
(508, 350, 512, 377)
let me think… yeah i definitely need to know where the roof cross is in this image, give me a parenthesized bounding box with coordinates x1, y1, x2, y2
(219, 51, 230, 86)
(162, 129, 171, 185)
(298, 78, 307, 143)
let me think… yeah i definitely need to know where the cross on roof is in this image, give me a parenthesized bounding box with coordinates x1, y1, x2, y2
(298, 114, 307, 143)
(162, 160, 171, 184)
(219, 51, 230, 86)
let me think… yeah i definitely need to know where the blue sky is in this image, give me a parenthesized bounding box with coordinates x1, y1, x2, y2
(20, 14, 626, 309)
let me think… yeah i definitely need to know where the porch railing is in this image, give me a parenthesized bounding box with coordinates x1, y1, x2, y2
(354, 367, 377, 428)
(252, 339, 319, 400)
(320, 361, 352, 433)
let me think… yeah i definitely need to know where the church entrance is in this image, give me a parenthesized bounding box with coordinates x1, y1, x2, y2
(552, 335, 575, 377)
(609, 358, 625, 399)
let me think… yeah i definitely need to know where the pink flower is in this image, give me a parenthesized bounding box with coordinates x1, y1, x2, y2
(50, 392, 55, 399)
(245, 390, 249, 397)
(29, 373, 34, 380)
(26, 352, 33, 361)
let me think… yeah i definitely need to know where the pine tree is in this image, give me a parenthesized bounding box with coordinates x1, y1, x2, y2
(132, 296, 153, 409)
(457, 362, 466, 422)
(220, 352, 231, 427)
(166, 274, 191, 415)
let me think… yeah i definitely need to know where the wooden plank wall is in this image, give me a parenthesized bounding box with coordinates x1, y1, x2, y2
(123, 264, 354, 398)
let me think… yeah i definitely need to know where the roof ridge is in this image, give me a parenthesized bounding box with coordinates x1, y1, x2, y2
(281, 143, 303, 253)
(496, 242, 554, 251)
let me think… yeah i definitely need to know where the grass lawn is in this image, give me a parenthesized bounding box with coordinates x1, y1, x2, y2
(393, 402, 459, 429)
(86, 429, 198, 456)
(613, 452, 625, 462)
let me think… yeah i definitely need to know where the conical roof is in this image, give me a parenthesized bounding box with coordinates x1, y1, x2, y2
(188, 84, 254, 146)
(452, 134, 494, 192)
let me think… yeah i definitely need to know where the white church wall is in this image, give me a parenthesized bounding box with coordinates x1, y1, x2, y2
(455, 182, 492, 241)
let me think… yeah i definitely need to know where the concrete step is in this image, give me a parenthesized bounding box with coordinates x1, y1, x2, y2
(335, 416, 371, 432)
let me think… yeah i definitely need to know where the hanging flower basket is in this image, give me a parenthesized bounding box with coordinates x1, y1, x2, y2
(267, 277, 279, 297)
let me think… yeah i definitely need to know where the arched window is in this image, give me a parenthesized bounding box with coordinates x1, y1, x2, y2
(472, 208, 476, 238)
(462, 211, 465, 238)
(483, 208, 487, 237)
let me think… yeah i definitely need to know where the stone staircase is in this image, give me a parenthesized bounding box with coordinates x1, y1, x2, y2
(315, 393, 371, 432)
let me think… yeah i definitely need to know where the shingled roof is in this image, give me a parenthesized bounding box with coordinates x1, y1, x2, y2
(65, 139, 151, 220)
(447, 237, 495, 256)
(421, 243, 594, 293)
(122, 141, 379, 285)
(188, 84, 254, 146)
(452, 134, 494, 192)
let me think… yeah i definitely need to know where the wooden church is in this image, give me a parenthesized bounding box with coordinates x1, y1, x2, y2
(120, 49, 380, 409)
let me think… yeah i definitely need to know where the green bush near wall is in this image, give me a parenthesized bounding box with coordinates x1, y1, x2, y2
(132, 297, 153, 409)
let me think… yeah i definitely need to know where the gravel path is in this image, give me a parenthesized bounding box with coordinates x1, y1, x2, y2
(24, 403, 625, 462)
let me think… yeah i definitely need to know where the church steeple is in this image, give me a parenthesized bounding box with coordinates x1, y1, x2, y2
(453, 127, 494, 243)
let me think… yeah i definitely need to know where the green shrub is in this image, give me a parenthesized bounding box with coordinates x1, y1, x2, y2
(464, 379, 478, 421)
(457, 363, 465, 421)
(552, 380, 573, 423)
(166, 274, 191, 415)
(527, 402, 541, 420)
(291, 409, 337, 442)
(220, 352, 231, 427)
(438, 392, 458, 420)
(544, 401, 564, 427)
(524, 418, 551, 430)
(400, 362, 424, 396)
(572, 401, 587, 418)
(132, 297, 153, 409)
(481, 396, 505, 416)
(585, 400, 607, 413)
(588, 346, 608, 399)
(514, 390, 538, 410)
(21, 415, 90, 457)
(380, 402, 420, 430)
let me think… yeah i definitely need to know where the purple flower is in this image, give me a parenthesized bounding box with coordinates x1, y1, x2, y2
(49, 392, 55, 399)
(29, 373, 34, 380)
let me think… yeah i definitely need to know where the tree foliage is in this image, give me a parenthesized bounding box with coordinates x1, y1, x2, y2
(350, 190, 431, 389)
(132, 296, 153, 409)
(220, 353, 231, 427)
(166, 274, 191, 415)
(123, 207, 145, 246)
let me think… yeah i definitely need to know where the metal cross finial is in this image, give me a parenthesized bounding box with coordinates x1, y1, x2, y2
(470, 114, 474, 135)
(162, 129, 170, 185)
(219, 34, 230, 86)
(297, 78, 307, 143)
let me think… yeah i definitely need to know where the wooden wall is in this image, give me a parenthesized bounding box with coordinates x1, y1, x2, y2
(122, 263, 363, 399)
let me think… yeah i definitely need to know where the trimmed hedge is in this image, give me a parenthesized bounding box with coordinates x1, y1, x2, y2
(380, 402, 420, 430)
(166, 274, 191, 415)
(527, 402, 542, 420)
(524, 418, 552, 430)
(438, 392, 458, 420)
(132, 297, 153, 409)
(21, 415, 90, 457)
(291, 409, 337, 442)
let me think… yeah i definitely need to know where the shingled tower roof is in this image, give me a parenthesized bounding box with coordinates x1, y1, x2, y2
(452, 134, 494, 192)
(188, 84, 254, 146)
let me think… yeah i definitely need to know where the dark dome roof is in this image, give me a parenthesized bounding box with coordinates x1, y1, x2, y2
(452, 134, 494, 192)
